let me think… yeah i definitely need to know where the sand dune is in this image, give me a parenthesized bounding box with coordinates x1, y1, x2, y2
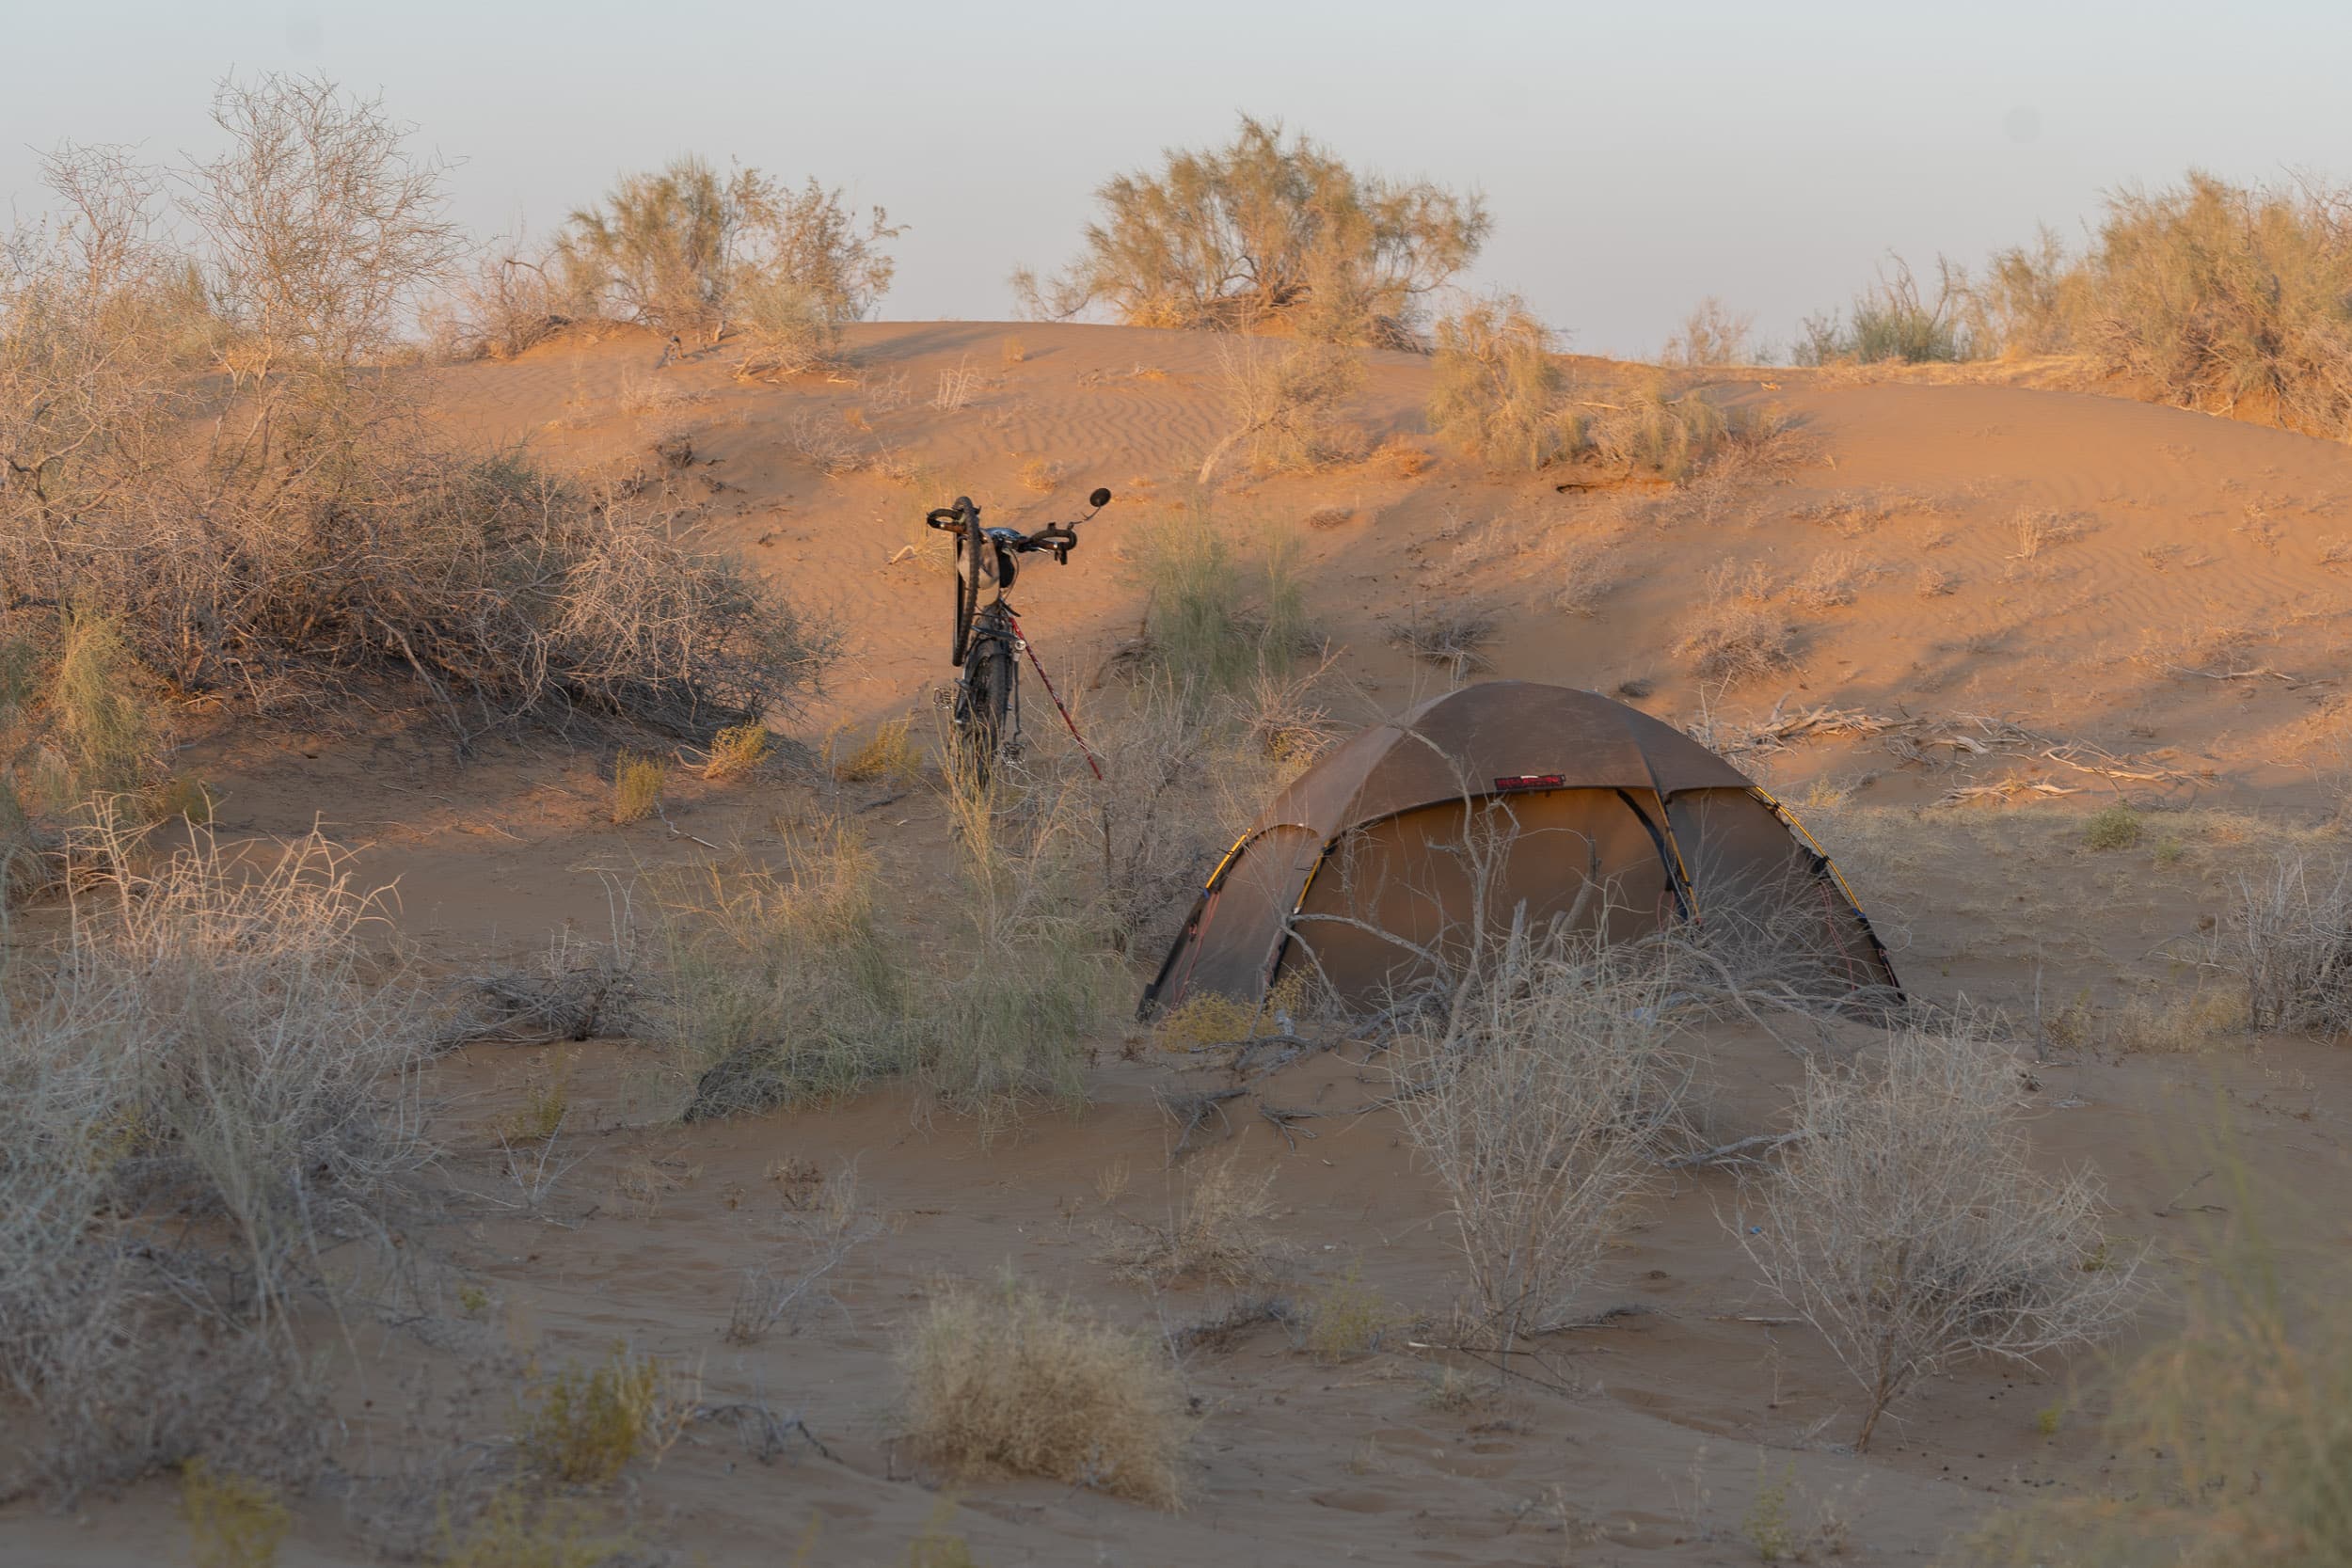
(15, 321, 2351, 1566)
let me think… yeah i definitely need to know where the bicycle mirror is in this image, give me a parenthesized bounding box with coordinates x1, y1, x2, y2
(1089, 487, 1112, 508)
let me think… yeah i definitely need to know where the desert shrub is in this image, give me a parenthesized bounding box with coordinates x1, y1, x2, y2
(1394, 927, 1689, 1356)
(182, 1459, 292, 1568)
(610, 750, 665, 823)
(1677, 561, 1792, 681)
(0, 818, 434, 1500)
(921, 916, 1104, 1117)
(515, 1342, 692, 1487)
(1737, 1022, 2144, 1451)
(1661, 297, 1757, 366)
(1199, 335, 1367, 483)
(1796, 256, 1979, 365)
(1976, 1188, 2352, 1567)
(901, 1272, 1188, 1508)
(2071, 173, 2352, 437)
(1109, 1149, 1278, 1288)
(1586, 375, 1733, 482)
(664, 822, 914, 1119)
(2083, 803, 2141, 850)
(1971, 225, 2077, 357)
(1018, 114, 1486, 346)
(2217, 849, 2352, 1037)
(3, 91, 838, 743)
(554, 158, 898, 357)
(1425, 293, 1564, 471)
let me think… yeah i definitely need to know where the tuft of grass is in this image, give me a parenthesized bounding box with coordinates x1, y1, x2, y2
(2083, 804, 2142, 851)
(181, 1459, 291, 1568)
(611, 751, 666, 824)
(151, 773, 215, 824)
(1391, 602, 1499, 682)
(1371, 434, 1432, 478)
(2217, 849, 2352, 1037)
(900, 1271, 1189, 1509)
(1129, 503, 1317, 690)
(1744, 1459, 1796, 1563)
(1110, 1149, 1278, 1289)
(1000, 334, 1026, 365)
(701, 722, 771, 782)
(1017, 455, 1061, 492)
(835, 716, 921, 784)
(436, 1488, 634, 1568)
(55, 610, 159, 801)
(1677, 562, 1793, 681)
(1796, 256, 1979, 365)
(515, 1343, 691, 1487)
(1305, 1261, 1389, 1364)
(500, 1060, 572, 1143)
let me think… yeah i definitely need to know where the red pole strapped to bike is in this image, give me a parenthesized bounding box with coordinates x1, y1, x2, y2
(1005, 611, 1104, 781)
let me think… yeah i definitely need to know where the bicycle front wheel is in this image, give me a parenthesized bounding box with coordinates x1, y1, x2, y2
(950, 513, 986, 667)
(956, 636, 1013, 790)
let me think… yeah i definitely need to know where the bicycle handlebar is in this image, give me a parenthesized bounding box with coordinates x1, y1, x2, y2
(923, 490, 1113, 555)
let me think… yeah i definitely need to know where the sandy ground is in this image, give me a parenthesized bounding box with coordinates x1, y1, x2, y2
(8, 321, 2351, 1566)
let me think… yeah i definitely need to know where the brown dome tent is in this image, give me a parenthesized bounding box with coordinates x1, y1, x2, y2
(1141, 681, 1899, 1016)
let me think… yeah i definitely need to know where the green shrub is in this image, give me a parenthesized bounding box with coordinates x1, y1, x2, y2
(1017, 114, 1486, 346)
(1427, 293, 1565, 471)
(515, 1343, 688, 1487)
(1796, 256, 1979, 365)
(2084, 804, 2142, 851)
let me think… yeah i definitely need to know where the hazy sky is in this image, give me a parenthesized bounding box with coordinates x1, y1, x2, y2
(8, 0, 2349, 356)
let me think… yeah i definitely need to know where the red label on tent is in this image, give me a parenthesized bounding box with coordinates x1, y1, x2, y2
(1493, 773, 1565, 792)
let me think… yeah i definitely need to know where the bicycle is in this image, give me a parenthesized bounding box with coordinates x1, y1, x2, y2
(926, 485, 1114, 788)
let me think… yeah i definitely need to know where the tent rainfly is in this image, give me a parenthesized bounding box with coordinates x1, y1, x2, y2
(1140, 681, 1899, 1017)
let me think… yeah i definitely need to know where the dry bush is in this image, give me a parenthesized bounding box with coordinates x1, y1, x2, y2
(1980, 174, 2352, 436)
(1425, 293, 1565, 471)
(554, 157, 898, 356)
(901, 1272, 1188, 1508)
(1199, 335, 1367, 483)
(999, 334, 1026, 365)
(610, 750, 665, 823)
(1796, 256, 1980, 365)
(1018, 113, 1486, 347)
(431, 241, 573, 361)
(1394, 927, 1689, 1356)
(515, 1342, 693, 1487)
(1792, 550, 1872, 610)
(1391, 601, 1500, 682)
(3, 104, 836, 745)
(2217, 849, 2351, 1037)
(0, 817, 434, 1501)
(1677, 561, 1793, 681)
(723, 1161, 882, 1343)
(1584, 376, 1733, 482)
(1737, 1023, 2144, 1451)
(1110, 1149, 1279, 1288)
(778, 407, 868, 475)
(1017, 454, 1062, 492)
(663, 822, 914, 1120)
(2082, 803, 2141, 850)
(1661, 297, 1758, 366)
